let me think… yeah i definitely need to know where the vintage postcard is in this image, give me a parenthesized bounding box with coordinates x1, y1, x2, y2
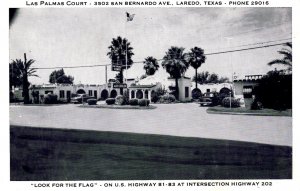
(3, 0, 299, 190)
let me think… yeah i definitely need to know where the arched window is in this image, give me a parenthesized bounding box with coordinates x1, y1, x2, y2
(136, 90, 143, 99)
(131, 90, 135, 99)
(145, 90, 149, 99)
(100, 89, 109, 100)
(110, 89, 117, 98)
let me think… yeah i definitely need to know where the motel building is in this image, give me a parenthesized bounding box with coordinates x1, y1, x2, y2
(24, 74, 192, 103)
(232, 74, 263, 108)
(128, 75, 192, 102)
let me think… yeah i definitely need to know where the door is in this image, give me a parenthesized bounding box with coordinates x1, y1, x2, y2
(67, 91, 71, 103)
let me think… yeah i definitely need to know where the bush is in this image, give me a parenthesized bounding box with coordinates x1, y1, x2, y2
(222, 97, 240, 108)
(129, 98, 139, 106)
(151, 94, 160, 103)
(105, 98, 115, 105)
(44, 94, 58, 104)
(254, 72, 291, 110)
(138, 99, 150, 106)
(159, 94, 176, 103)
(115, 95, 126, 105)
(251, 99, 263, 110)
(87, 98, 97, 105)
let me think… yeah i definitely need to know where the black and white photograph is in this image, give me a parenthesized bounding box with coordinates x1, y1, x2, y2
(9, 6, 293, 182)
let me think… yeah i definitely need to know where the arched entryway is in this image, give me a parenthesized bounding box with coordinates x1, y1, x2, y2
(100, 89, 109, 100)
(192, 88, 202, 99)
(136, 90, 143, 99)
(219, 87, 231, 96)
(76, 89, 86, 94)
(110, 89, 117, 98)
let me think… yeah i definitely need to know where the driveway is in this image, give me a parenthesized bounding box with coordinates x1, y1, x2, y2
(9, 103, 292, 146)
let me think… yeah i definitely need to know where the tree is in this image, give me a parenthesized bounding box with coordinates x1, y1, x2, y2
(268, 42, 292, 71)
(107, 36, 134, 95)
(193, 71, 229, 84)
(49, 69, 74, 84)
(162, 46, 189, 99)
(254, 70, 292, 110)
(9, 61, 23, 90)
(10, 53, 38, 104)
(143, 56, 159, 76)
(186, 47, 206, 89)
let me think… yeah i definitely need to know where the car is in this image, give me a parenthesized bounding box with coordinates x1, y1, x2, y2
(71, 94, 94, 104)
(199, 92, 220, 106)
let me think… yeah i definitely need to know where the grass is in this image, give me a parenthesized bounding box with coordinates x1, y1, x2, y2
(10, 125, 292, 180)
(207, 106, 292, 116)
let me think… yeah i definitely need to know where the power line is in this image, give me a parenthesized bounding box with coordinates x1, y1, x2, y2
(32, 41, 291, 70)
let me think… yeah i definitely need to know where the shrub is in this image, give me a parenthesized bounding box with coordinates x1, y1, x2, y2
(159, 94, 176, 103)
(105, 98, 115, 105)
(129, 98, 139, 106)
(151, 93, 160, 103)
(87, 98, 97, 105)
(138, 99, 150, 106)
(115, 95, 126, 105)
(44, 94, 58, 104)
(251, 99, 263, 110)
(222, 97, 240, 108)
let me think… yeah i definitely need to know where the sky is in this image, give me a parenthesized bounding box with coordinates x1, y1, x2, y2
(9, 7, 292, 85)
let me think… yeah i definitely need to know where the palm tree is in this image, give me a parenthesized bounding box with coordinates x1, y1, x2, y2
(10, 53, 38, 104)
(268, 42, 292, 71)
(107, 36, 134, 95)
(186, 47, 206, 89)
(143, 56, 159, 76)
(162, 46, 189, 100)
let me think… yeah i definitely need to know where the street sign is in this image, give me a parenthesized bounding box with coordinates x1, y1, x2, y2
(112, 65, 121, 71)
(113, 83, 127, 88)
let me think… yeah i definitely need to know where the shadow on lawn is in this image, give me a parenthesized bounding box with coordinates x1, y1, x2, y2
(10, 125, 292, 180)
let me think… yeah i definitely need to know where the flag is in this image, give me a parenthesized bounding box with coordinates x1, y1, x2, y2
(126, 12, 135, 22)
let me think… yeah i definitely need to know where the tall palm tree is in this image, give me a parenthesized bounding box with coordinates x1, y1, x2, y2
(143, 56, 159, 76)
(268, 42, 292, 71)
(162, 46, 189, 100)
(186, 47, 206, 89)
(107, 36, 134, 95)
(10, 53, 38, 104)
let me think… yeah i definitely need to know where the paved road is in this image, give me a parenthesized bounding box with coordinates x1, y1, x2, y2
(10, 103, 292, 146)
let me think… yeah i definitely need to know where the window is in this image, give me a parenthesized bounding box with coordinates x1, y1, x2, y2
(45, 90, 53, 94)
(206, 89, 210, 93)
(89, 90, 93, 96)
(94, 90, 97, 98)
(59, 90, 65, 98)
(185, 87, 189, 98)
(243, 86, 253, 98)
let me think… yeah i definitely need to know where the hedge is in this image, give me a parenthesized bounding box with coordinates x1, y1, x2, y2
(105, 98, 115, 105)
(87, 98, 97, 105)
(129, 99, 139, 106)
(138, 99, 150, 106)
(222, 97, 240, 108)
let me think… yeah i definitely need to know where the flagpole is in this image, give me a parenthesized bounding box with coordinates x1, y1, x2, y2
(125, 13, 128, 87)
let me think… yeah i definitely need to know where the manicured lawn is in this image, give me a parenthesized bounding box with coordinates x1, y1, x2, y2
(207, 106, 292, 116)
(10, 125, 292, 180)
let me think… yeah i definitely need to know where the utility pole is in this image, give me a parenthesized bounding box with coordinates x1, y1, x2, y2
(105, 65, 107, 84)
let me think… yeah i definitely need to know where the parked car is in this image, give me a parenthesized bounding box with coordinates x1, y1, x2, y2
(71, 94, 94, 104)
(199, 92, 220, 106)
